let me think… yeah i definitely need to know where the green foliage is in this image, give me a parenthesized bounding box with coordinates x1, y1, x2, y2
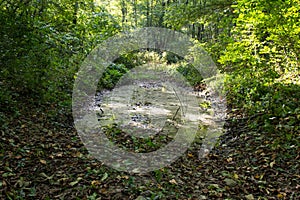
(219, 0, 300, 72)
(219, 0, 300, 114)
(163, 0, 299, 140)
(98, 63, 129, 90)
(1, 1, 299, 199)
(114, 51, 144, 69)
(0, 0, 120, 120)
(164, 0, 235, 41)
(101, 50, 195, 90)
(176, 64, 203, 86)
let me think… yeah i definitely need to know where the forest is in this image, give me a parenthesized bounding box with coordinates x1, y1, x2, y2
(0, 0, 299, 199)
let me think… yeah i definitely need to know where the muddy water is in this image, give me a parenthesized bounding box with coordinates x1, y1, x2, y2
(92, 65, 226, 158)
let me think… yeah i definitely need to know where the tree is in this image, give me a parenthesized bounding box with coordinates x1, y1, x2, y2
(218, 0, 300, 113)
(219, 0, 300, 74)
(0, 0, 119, 105)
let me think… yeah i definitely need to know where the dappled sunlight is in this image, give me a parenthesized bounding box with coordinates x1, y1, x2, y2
(2, 0, 298, 198)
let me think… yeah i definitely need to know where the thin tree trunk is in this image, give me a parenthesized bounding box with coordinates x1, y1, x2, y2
(146, 0, 150, 26)
(73, 1, 78, 25)
(133, 0, 137, 27)
(121, 0, 127, 25)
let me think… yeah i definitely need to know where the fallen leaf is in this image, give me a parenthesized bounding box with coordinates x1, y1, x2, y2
(56, 152, 63, 157)
(208, 184, 219, 189)
(135, 196, 147, 200)
(100, 188, 108, 194)
(187, 153, 194, 158)
(40, 159, 47, 164)
(69, 177, 82, 186)
(224, 178, 237, 186)
(101, 172, 108, 182)
(233, 173, 239, 180)
(245, 194, 254, 200)
(72, 151, 82, 158)
(277, 193, 284, 199)
(69, 180, 79, 186)
(121, 175, 129, 179)
(91, 180, 100, 186)
(169, 179, 177, 185)
(270, 160, 275, 168)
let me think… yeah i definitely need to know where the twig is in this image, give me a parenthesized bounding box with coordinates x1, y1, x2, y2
(172, 106, 181, 121)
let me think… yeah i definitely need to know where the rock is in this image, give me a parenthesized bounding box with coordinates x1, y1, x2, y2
(224, 178, 237, 186)
(245, 194, 255, 200)
(199, 195, 207, 199)
(135, 196, 146, 200)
